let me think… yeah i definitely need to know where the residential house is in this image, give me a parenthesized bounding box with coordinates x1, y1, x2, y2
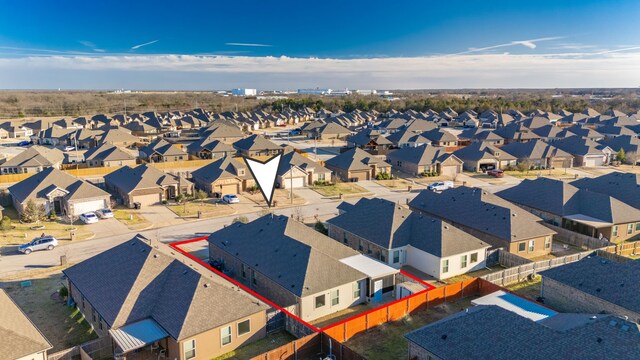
(0, 146, 65, 174)
(385, 127, 432, 148)
(276, 148, 331, 188)
(33, 126, 75, 146)
(64, 236, 270, 360)
(346, 129, 392, 155)
(104, 164, 193, 206)
(140, 139, 187, 162)
(421, 128, 459, 147)
(209, 215, 398, 322)
(324, 147, 392, 182)
(307, 122, 351, 140)
(0, 289, 52, 360)
(540, 256, 640, 324)
(8, 167, 111, 216)
(233, 135, 282, 157)
(531, 124, 566, 141)
(600, 135, 640, 164)
(551, 135, 613, 167)
(387, 144, 462, 178)
(409, 187, 556, 259)
(497, 178, 640, 242)
(499, 139, 573, 169)
(327, 198, 490, 280)
(191, 157, 254, 196)
(561, 125, 605, 142)
(186, 138, 236, 160)
(493, 123, 540, 144)
(83, 143, 137, 168)
(99, 128, 140, 147)
(459, 128, 505, 146)
(198, 124, 245, 144)
(405, 305, 640, 360)
(453, 141, 516, 172)
(572, 172, 640, 210)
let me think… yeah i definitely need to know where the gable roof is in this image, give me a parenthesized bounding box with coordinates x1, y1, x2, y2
(0, 289, 52, 359)
(571, 172, 640, 209)
(140, 139, 185, 157)
(84, 143, 136, 162)
(453, 142, 516, 162)
(387, 144, 456, 166)
(409, 187, 555, 242)
(63, 236, 268, 341)
(104, 164, 186, 194)
(324, 147, 391, 171)
(208, 215, 366, 297)
(9, 167, 110, 204)
(551, 135, 607, 156)
(277, 149, 330, 177)
(99, 128, 139, 145)
(233, 134, 281, 152)
(2, 146, 65, 168)
(191, 157, 248, 183)
(499, 139, 572, 160)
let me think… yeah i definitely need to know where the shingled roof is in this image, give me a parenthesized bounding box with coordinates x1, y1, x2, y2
(572, 172, 640, 209)
(0, 289, 52, 359)
(409, 187, 555, 242)
(63, 236, 268, 341)
(500, 139, 572, 160)
(104, 164, 188, 194)
(1, 146, 64, 168)
(324, 147, 391, 172)
(387, 144, 456, 166)
(208, 215, 366, 298)
(83, 143, 136, 162)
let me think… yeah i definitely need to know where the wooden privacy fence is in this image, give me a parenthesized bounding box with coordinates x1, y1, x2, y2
(148, 158, 214, 170)
(543, 223, 615, 249)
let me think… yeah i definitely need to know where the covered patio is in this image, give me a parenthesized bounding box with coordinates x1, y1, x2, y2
(562, 214, 611, 239)
(110, 319, 170, 360)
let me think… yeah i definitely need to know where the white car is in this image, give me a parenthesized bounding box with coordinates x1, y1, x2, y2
(96, 208, 114, 219)
(222, 194, 240, 204)
(427, 181, 454, 192)
(79, 212, 99, 224)
(63, 146, 76, 152)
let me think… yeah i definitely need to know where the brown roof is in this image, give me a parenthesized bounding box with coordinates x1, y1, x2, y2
(0, 289, 52, 358)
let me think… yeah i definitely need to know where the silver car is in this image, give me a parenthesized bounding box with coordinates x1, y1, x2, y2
(19, 236, 59, 255)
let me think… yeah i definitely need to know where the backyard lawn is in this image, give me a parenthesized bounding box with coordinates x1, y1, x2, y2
(0, 207, 93, 247)
(345, 297, 477, 360)
(113, 208, 151, 230)
(213, 331, 296, 360)
(506, 278, 541, 301)
(167, 201, 236, 218)
(311, 183, 369, 197)
(1, 272, 97, 352)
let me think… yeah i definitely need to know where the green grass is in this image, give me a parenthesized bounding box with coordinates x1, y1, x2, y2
(167, 202, 235, 218)
(113, 208, 150, 229)
(311, 183, 369, 197)
(506, 278, 542, 301)
(212, 331, 296, 360)
(0, 206, 93, 246)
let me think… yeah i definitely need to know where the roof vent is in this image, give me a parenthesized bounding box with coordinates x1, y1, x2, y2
(609, 320, 618, 326)
(441, 335, 447, 340)
(154, 254, 159, 258)
(204, 283, 210, 288)
(444, 225, 449, 230)
(621, 325, 630, 332)
(255, 263, 259, 267)
(182, 270, 188, 275)
(512, 213, 517, 217)
(597, 338, 603, 343)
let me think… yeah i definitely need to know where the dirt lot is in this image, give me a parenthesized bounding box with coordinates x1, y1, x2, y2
(345, 297, 477, 360)
(213, 331, 296, 360)
(0, 271, 97, 352)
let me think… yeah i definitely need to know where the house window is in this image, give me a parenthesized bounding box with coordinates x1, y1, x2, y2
(380, 252, 386, 262)
(544, 237, 551, 249)
(241, 264, 246, 279)
(461, 255, 468, 268)
(318, 173, 325, 181)
(237, 319, 250, 336)
(221, 326, 231, 346)
(636, 223, 640, 231)
(613, 226, 618, 237)
(396, 160, 402, 167)
(528, 240, 535, 252)
(92, 309, 96, 322)
(470, 253, 478, 263)
(393, 250, 401, 264)
(353, 282, 361, 299)
(315, 294, 326, 308)
(99, 318, 103, 330)
(518, 242, 526, 252)
(331, 290, 340, 306)
(442, 259, 449, 273)
(184, 339, 196, 358)
(251, 269, 257, 287)
(82, 296, 85, 309)
(358, 240, 363, 251)
(627, 224, 633, 235)
(343, 233, 348, 244)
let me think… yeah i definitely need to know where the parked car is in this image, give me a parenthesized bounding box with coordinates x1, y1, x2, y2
(96, 208, 114, 219)
(487, 169, 504, 178)
(427, 181, 454, 192)
(222, 194, 240, 204)
(63, 146, 76, 152)
(288, 129, 301, 136)
(79, 212, 99, 224)
(17, 140, 31, 146)
(19, 236, 58, 255)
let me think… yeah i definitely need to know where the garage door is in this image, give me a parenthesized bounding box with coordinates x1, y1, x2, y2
(440, 165, 458, 179)
(218, 183, 239, 195)
(72, 199, 106, 215)
(583, 157, 599, 167)
(282, 177, 305, 189)
(133, 193, 162, 206)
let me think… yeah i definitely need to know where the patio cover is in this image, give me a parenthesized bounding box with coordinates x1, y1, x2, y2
(339, 254, 399, 279)
(472, 290, 557, 322)
(109, 318, 169, 353)
(564, 214, 613, 228)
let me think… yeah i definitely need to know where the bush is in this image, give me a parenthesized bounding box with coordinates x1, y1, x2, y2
(375, 172, 391, 180)
(49, 213, 58, 221)
(313, 180, 332, 186)
(161, 200, 168, 205)
(232, 216, 249, 224)
(59, 286, 68, 298)
(314, 221, 328, 235)
(0, 216, 11, 230)
(21, 199, 46, 223)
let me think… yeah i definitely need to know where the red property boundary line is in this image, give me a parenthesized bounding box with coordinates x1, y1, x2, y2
(170, 237, 436, 333)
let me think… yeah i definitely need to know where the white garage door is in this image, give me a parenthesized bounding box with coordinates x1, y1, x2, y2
(134, 193, 162, 206)
(73, 199, 106, 215)
(583, 156, 602, 167)
(282, 177, 305, 188)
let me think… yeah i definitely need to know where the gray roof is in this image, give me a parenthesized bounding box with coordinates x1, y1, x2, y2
(385, 128, 431, 146)
(405, 305, 640, 360)
(453, 142, 516, 162)
(328, 198, 489, 257)
(99, 128, 139, 144)
(496, 177, 640, 224)
(317, 122, 351, 135)
(347, 129, 392, 147)
(409, 187, 555, 242)
(104, 164, 187, 194)
(140, 139, 185, 157)
(83, 143, 136, 162)
(63, 236, 268, 341)
(277, 149, 330, 177)
(208, 215, 366, 298)
(9, 167, 110, 205)
(500, 139, 572, 160)
(551, 135, 606, 156)
(599, 135, 640, 154)
(1, 146, 64, 168)
(540, 256, 640, 314)
(0, 289, 52, 359)
(421, 128, 458, 143)
(191, 156, 248, 183)
(387, 144, 458, 166)
(325, 147, 391, 171)
(572, 171, 640, 209)
(233, 134, 281, 152)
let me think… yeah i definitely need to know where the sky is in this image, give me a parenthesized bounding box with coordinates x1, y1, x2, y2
(0, 0, 639, 90)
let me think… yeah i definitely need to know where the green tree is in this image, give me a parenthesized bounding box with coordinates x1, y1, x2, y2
(314, 221, 328, 235)
(616, 149, 626, 163)
(0, 216, 12, 230)
(22, 200, 46, 223)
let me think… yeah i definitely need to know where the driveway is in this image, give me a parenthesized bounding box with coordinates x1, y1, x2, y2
(137, 205, 182, 226)
(83, 217, 129, 238)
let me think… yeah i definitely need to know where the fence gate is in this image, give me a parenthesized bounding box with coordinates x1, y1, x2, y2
(266, 308, 285, 333)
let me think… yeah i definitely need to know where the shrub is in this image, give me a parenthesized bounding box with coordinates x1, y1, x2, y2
(375, 172, 391, 180)
(232, 216, 249, 224)
(314, 221, 328, 235)
(0, 216, 11, 230)
(22, 199, 46, 223)
(161, 200, 168, 205)
(59, 286, 68, 298)
(49, 213, 58, 221)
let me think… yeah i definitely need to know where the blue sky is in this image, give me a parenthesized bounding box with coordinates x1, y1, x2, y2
(0, 0, 639, 89)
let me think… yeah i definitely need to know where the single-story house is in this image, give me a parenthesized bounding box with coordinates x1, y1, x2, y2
(572, 171, 640, 210)
(0, 288, 52, 360)
(209, 215, 399, 322)
(346, 129, 392, 155)
(327, 198, 490, 280)
(409, 187, 556, 259)
(307, 122, 352, 140)
(276, 148, 332, 188)
(453, 141, 517, 172)
(83, 143, 137, 168)
(233, 135, 282, 157)
(387, 144, 463, 178)
(140, 138, 187, 163)
(104, 164, 193, 207)
(8, 167, 111, 216)
(186, 138, 236, 160)
(191, 157, 254, 196)
(198, 124, 245, 144)
(499, 139, 574, 169)
(324, 147, 392, 182)
(98, 128, 140, 147)
(551, 135, 613, 167)
(421, 128, 459, 147)
(0, 146, 65, 174)
(64, 236, 270, 360)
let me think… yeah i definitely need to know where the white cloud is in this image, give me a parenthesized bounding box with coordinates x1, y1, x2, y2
(0, 52, 638, 89)
(131, 40, 159, 50)
(456, 37, 564, 55)
(225, 43, 272, 47)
